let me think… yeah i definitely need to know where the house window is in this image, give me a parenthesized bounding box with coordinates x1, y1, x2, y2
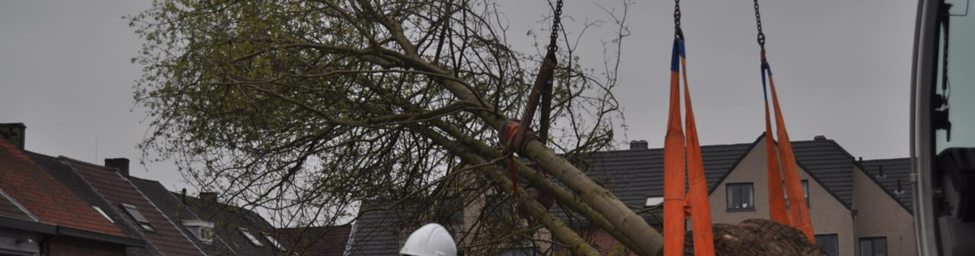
(182, 220, 215, 244)
(645, 196, 664, 207)
(263, 232, 286, 251)
(502, 247, 539, 256)
(860, 237, 887, 256)
(815, 234, 838, 256)
(121, 203, 155, 232)
(239, 228, 264, 247)
(785, 180, 811, 208)
(726, 183, 754, 211)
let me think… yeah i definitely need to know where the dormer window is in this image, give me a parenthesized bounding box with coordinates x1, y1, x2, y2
(183, 220, 215, 244)
(262, 232, 286, 251)
(645, 196, 664, 207)
(121, 203, 155, 232)
(239, 228, 264, 247)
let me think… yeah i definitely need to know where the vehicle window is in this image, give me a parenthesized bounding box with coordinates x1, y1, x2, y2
(935, 0, 975, 152)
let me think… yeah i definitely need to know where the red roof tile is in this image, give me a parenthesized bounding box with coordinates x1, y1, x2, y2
(0, 139, 126, 236)
(62, 157, 205, 256)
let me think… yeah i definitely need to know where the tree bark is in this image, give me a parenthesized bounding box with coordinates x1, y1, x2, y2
(429, 121, 645, 254)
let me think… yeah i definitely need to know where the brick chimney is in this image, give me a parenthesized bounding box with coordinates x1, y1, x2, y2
(104, 158, 130, 179)
(630, 140, 649, 150)
(0, 123, 26, 150)
(199, 192, 219, 203)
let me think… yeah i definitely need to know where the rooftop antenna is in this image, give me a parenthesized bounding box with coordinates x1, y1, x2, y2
(95, 138, 98, 162)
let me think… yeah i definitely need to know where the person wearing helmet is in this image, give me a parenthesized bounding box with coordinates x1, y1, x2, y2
(400, 223, 457, 256)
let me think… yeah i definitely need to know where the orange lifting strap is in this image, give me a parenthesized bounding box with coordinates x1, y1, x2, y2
(762, 64, 815, 240)
(663, 27, 715, 256)
(754, 0, 815, 241)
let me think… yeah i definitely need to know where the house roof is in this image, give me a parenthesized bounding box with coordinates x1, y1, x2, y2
(860, 158, 913, 212)
(345, 199, 421, 256)
(130, 177, 239, 255)
(25, 152, 161, 256)
(789, 139, 858, 209)
(181, 193, 283, 256)
(279, 225, 352, 256)
(0, 138, 126, 237)
(61, 157, 205, 256)
(574, 134, 910, 218)
(0, 187, 33, 221)
(583, 138, 757, 210)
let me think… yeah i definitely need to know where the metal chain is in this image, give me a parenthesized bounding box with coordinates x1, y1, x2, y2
(754, 0, 765, 47)
(674, 0, 681, 27)
(674, 0, 683, 38)
(548, 0, 564, 52)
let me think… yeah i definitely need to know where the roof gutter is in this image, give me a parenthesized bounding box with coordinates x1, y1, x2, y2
(0, 216, 145, 247)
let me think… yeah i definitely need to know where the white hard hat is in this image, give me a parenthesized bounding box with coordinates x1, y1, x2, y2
(400, 223, 457, 256)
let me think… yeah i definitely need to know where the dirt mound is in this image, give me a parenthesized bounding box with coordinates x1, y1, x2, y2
(685, 219, 826, 256)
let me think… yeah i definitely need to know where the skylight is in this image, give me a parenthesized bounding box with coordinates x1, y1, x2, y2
(263, 232, 286, 251)
(183, 220, 215, 244)
(92, 206, 114, 223)
(239, 228, 264, 247)
(121, 203, 155, 232)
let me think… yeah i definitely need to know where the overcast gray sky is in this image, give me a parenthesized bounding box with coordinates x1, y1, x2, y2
(1, 0, 916, 192)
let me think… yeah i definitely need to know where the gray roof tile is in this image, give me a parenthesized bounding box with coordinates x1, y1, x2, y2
(791, 140, 857, 208)
(860, 158, 913, 212)
(346, 200, 414, 256)
(280, 225, 351, 256)
(130, 177, 239, 255)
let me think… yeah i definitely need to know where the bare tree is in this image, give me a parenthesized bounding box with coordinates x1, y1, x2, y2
(130, 0, 659, 255)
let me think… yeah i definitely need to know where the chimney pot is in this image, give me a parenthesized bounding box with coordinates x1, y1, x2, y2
(814, 135, 827, 141)
(629, 140, 648, 150)
(104, 158, 130, 179)
(199, 192, 218, 203)
(0, 123, 27, 150)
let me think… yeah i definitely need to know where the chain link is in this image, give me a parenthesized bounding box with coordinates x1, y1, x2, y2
(548, 0, 564, 52)
(674, 0, 681, 27)
(754, 0, 765, 47)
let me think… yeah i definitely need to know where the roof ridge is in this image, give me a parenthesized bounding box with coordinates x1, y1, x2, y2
(181, 193, 266, 220)
(596, 141, 755, 154)
(0, 139, 31, 162)
(57, 155, 112, 170)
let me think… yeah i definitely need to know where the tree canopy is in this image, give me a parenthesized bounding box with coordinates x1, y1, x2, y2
(130, 0, 659, 255)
